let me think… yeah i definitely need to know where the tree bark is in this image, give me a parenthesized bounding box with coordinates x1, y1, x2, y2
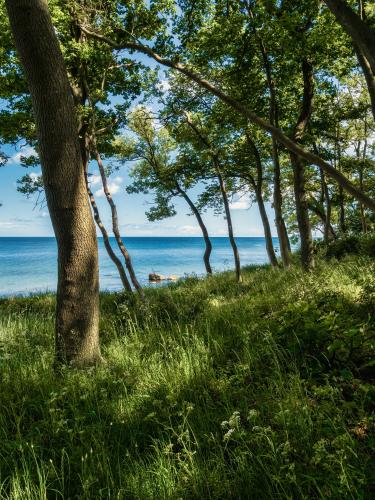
(272, 139, 291, 266)
(246, 134, 279, 267)
(355, 47, 375, 121)
(182, 113, 242, 282)
(291, 154, 314, 269)
(324, 0, 375, 78)
(290, 59, 315, 270)
(251, 20, 291, 266)
(308, 198, 336, 242)
(85, 173, 132, 292)
(255, 185, 279, 267)
(215, 161, 242, 283)
(6, 0, 102, 366)
(320, 169, 334, 244)
(175, 183, 213, 274)
(92, 143, 144, 298)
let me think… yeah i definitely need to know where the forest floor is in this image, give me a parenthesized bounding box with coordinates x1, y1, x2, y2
(0, 256, 374, 499)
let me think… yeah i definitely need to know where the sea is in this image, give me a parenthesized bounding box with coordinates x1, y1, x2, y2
(0, 237, 279, 297)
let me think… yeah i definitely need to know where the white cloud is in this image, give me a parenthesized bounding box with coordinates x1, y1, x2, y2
(88, 173, 102, 186)
(8, 146, 37, 165)
(229, 190, 252, 210)
(94, 176, 123, 198)
(157, 79, 171, 93)
(29, 171, 42, 182)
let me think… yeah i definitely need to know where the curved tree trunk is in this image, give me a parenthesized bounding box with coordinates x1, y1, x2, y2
(181, 113, 241, 281)
(324, 0, 375, 120)
(255, 186, 279, 267)
(324, 0, 375, 76)
(272, 139, 291, 266)
(175, 183, 213, 274)
(92, 143, 144, 298)
(253, 23, 291, 266)
(308, 198, 336, 242)
(85, 174, 132, 292)
(6, 0, 102, 366)
(215, 162, 242, 283)
(291, 59, 315, 270)
(246, 134, 279, 267)
(355, 47, 375, 121)
(291, 154, 314, 269)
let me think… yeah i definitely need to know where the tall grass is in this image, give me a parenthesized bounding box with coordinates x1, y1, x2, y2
(0, 257, 374, 498)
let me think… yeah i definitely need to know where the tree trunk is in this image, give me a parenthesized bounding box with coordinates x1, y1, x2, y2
(175, 183, 213, 274)
(355, 47, 375, 121)
(6, 0, 102, 366)
(215, 161, 242, 283)
(308, 198, 336, 242)
(253, 24, 291, 266)
(255, 186, 279, 267)
(92, 143, 144, 298)
(320, 169, 334, 244)
(359, 166, 368, 233)
(246, 134, 279, 267)
(181, 113, 241, 280)
(272, 139, 291, 266)
(291, 59, 315, 270)
(86, 174, 132, 292)
(324, 0, 375, 77)
(291, 154, 315, 269)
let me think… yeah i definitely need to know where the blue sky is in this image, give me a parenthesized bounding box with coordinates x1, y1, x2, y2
(0, 51, 278, 238)
(0, 143, 277, 237)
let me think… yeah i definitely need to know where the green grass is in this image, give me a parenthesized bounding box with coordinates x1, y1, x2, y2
(0, 257, 374, 499)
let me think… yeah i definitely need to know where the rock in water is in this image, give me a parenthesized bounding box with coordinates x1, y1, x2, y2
(149, 273, 164, 282)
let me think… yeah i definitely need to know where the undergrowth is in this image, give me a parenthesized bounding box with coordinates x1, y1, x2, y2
(0, 256, 374, 499)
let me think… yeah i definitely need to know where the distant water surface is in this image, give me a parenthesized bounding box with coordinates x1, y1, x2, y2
(0, 237, 280, 296)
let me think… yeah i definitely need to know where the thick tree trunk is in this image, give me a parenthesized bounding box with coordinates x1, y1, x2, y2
(6, 0, 101, 366)
(93, 144, 144, 298)
(175, 183, 213, 274)
(215, 162, 242, 283)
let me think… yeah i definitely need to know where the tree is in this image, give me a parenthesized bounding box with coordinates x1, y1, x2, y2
(123, 108, 213, 275)
(324, 0, 375, 119)
(5, 0, 102, 366)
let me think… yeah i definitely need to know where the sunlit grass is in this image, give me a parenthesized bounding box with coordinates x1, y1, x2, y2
(0, 256, 374, 498)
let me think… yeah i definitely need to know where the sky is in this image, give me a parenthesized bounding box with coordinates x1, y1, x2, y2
(0, 52, 278, 239)
(0, 142, 277, 237)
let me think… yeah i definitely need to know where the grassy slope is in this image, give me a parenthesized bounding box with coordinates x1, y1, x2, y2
(0, 257, 374, 499)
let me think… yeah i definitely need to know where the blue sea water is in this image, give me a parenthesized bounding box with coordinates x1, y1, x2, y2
(0, 237, 279, 296)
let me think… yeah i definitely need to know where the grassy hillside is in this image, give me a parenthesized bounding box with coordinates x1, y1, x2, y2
(0, 257, 374, 499)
